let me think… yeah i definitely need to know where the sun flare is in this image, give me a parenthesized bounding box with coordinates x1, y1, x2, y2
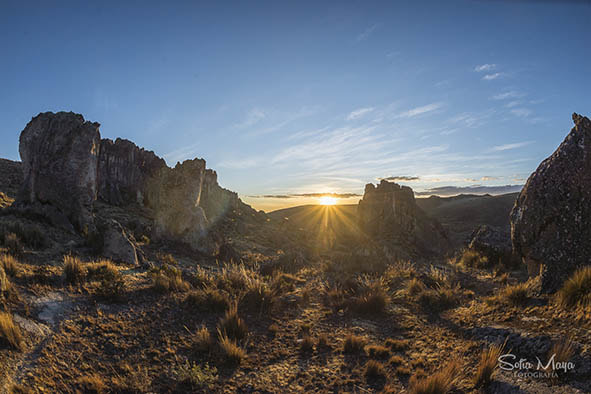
(319, 196, 337, 206)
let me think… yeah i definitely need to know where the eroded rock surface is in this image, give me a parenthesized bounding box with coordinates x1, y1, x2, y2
(469, 225, 511, 260)
(358, 180, 451, 257)
(511, 113, 591, 292)
(18, 112, 101, 232)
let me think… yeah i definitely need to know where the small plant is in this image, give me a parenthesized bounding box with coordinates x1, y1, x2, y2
(407, 278, 425, 296)
(175, 360, 218, 389)
(456, 249, 490, 269)
(317, 333, 330, 348)
(388, 355, 405, 366)
(385, 338, 409, 352)
(185, 287, 230, 312)
(409, 359, 460, 394)
(0, 312, 24, 351)
(192, 266, 213, 289)
(96, 275, 126, 302)
(352, 276, 389, 315)
(63, 255, 86, 284)
(364, 360, 386, 380)
(218, 305, 248, 341)
(556, 266, 591, 309)
(473, 343, 505, 388)
(151, 265, 190, 293)
(194, 325, 215, 354)
(239, 278, 276, 313)
(217, 330, 247, 366)
(0, 253, 18, 276)
(547, 339, 575, 379)
(86, 260, 118, 281)
(416, 285, 460, 313)
(77, 374, 106, 394)
(300, 334, 314, 353)
(500, 282, 530, 306)
(366, 344, 390, 359)
(343, 334, 366, 354)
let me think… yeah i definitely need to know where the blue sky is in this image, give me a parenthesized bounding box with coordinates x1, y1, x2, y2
(1, 1, 590, 211)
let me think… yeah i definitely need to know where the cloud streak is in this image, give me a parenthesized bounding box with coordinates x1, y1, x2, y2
(378, 176, 420, 181)
(346, 107, 374, 120)
(355, 24, 380, 42)
(491, 141, 534, 151)
(474, 64, 496, 72)
(482, 72, 503, 80)
(415, 184, 523, 197)
(397, 102, 443, 118)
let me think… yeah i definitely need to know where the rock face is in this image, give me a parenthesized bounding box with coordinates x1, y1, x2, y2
(468, 225, 511, 260)
(18, 112, 101, 232)
(16, 111, 250, 256)
(98, 138, 166, 206)
(358, 180, 450, 257)
(511, 113, 591, 292)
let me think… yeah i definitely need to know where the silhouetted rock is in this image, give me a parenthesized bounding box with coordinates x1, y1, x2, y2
(98, 138, 166, 206)
(511, 113, 591, 292)
(358, 180, 450, 257)
(0, 159, 22, 199)
(469, 225, 511, 260)
(17, 112, 101, 232)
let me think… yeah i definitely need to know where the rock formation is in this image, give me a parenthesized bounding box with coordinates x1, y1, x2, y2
(511, 113, 591, 292)
(15, 111, 251, 258)
(18, 112, 101, 232)
(358, 180, 450, 257)
(468, 225, 511, 261)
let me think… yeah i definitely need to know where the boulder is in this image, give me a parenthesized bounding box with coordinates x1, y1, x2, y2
(17, 112, 101, 232)
(97, 218, 140, 266)
(468, 225, 511, 260)
(511, 113, 591, 292)
(357, 180, 451, 257)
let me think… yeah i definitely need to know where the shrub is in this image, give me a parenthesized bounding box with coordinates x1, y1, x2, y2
(63, 255, 86, 284)
(185, 287, 230, 312)
(0, 253, 18, 277)
(473, 343, 504, 388)
(193, 325, 215, 354)
(366, 344, 390, 359)
(217, 331, 246, 366)
(0, 312, 24, 351)
(343, 334, 366, 354)
(218, 305, 248, 341)
(192, 266, 213, 289)
(175, 360, 218, 389)
(364, 360, 386, 380)
(556, 267, 591, 309)
(96, 274, 126, 302)
(409, 359, 460, 394)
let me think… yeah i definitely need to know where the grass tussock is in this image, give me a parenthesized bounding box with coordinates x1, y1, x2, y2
(239, 277, 277, 313)
(218, 305, 248, 341)
(548, 339, 575, 371)
(385, 338, 409, 352)
(300, 334, 314, 353)
(193, 325, 215, 354)
(473, 343, 505, 388)
(416, 285, 461, 313)
(76, 374, 107, 394)
(366, 344, 390, 359)
(407, 278, 425, 296)
(217, 331, 247, 366)
(185, 287, 231, 312)
(151, 264, 190, 293)
(86, 260, 118, 281)
(63, 255, 86, 284)
(0, 253, 18, 276)
(0, 311, 24, 351)
(456, 249, 490, 269)
(351, 276, 389, 315)
(175, 360, 218, 389)
(487, 282, 530, 307)
(364, 360, 386, 380)
(343, 334, 366, 354)
(556, 266, 591, 309)
(409, 359, 460, 394)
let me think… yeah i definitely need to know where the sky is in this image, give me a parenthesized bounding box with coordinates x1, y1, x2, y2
(1, 1, 590, 211)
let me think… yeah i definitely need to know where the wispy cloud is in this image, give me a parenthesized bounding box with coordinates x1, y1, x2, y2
(235, 108, 265, 128)
(346, 107, 374, 121)
(355, 23, 380, 42)
(491, 141, 534, 151)
(249, 192, 361, 199)
(415, 184, 523, 197)
(482, 72, 504, 80)
(492, 90, 525, 100)
(505, 100, 522, 108)
(510, 108, 532, 117)
(396, 102, 444, 118)
(481, 176, 500, 181)
(378, 176, 420, 182)
(474, 64, 496, 72)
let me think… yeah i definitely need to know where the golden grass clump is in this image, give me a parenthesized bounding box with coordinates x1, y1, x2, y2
(365, 344, 390, 359)
(352, 277, 389, 315)
(364, 359, 386, 380)
(76, 374, 107, 394)
(556, 266, 591, 309)
(218, 305, 248, 341)
(343, 334, 366, 354)
(473, 343, 504, 388)
(63, 255, 86, 284)
(185, 287, 231, 312)
(409, 359, 460, 394)
(86, 260, 118, 281)
(300, 334, 314, 352)
(0, 312, 24, 351)
(151, 265, 190, 293)
(407, 278, 425, 296)
(193, 325, 215, 354)
(456, 249, 490, 269)
(498, 282, 530, 306)
(0, 253, 18, 277)
(385, 338, 409, 352)
(548, 339, 575, 371)
(217, 330, 247, 365)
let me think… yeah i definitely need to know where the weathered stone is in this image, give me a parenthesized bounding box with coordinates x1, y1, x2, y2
(97, 218, 139, 265)
(98, 138, 166, 206)
(468, 225, 511, 259)
(17, 112, 101, 232)
(357, 180, 450, 257)
(511, 113, 591, 292)
(201, 169, 241, 224)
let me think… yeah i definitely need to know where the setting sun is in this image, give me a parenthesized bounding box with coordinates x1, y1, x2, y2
(319, 195, 337, 205)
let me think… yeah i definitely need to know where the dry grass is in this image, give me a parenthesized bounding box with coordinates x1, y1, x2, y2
(409, 359, 460, 394)
(351, 276, 389, 315)
(416, 285, 461, 313)
(556, 266, 591, 309)
(218, 305, 248, 341)
(473, 343, 504, 387)
(76, 374, 106, 393)
(488, 282, 530, 307)
(239, 277, 277, 313)
(186, 287, 231, 312)
(385, 338, 409, 352)
(456, 249, 490, 269)
(316, 333, 330, 349)
(407, 278, 425, 296)
(151, 265, 190, 293)
(217, 331, 247, 366)
(364, 359, 386, 380)
(193, 325, 215, 354)
(549, 339, 575, 369)
(0, 253, 18, 276)
(343, 334, 366, 354)
(0, 311, 24, 351)
(86, 260, 118, 281)
(63, 255, 86, 284)
(365, 344, 390, 359)
(300, 334, 314, 352)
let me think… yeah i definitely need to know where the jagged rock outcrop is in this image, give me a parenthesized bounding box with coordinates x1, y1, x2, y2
(468, 225, 511, 260)
(17, 112, 101, 232)
(358, 180, 450, 257)
(98, 138, 166, 206)
(97, 218, 140, 265)
(511, 113, 591, 292)
(15, 111, 251, 256)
